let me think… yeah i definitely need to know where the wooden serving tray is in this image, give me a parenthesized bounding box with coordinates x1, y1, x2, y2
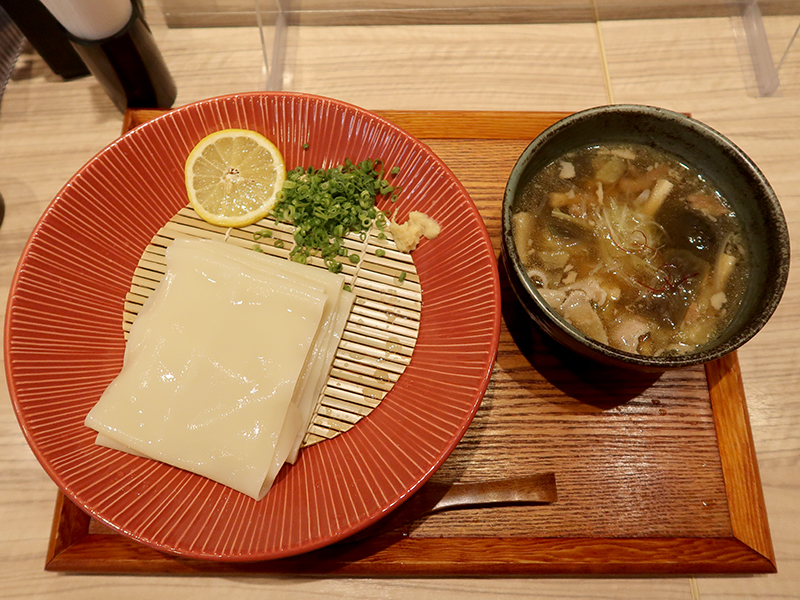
(45, 109, 775, 576)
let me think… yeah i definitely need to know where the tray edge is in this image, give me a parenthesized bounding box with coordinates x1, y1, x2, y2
(44, 108, 776, 576)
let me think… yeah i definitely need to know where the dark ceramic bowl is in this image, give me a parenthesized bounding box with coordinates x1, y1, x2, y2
(501, 104, 790, 371)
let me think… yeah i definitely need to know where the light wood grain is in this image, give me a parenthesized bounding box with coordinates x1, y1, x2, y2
(1, 0, 799, 598)
(159, 0, 800, 27)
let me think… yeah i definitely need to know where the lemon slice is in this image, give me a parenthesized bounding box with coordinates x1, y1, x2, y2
(185, 129, 286, 228)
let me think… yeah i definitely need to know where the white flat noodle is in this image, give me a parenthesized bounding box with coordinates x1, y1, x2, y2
(85, 239, 327, 500)
(286, 288, 355, 464)
(260, 400, 303, 498)
(186, 242, 346, 418)
(186, 241, 355, 465)
(94, 432, 147, 457)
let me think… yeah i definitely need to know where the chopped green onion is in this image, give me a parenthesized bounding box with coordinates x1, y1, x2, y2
(274, 239, 285, 249)
(398, 271, 407, 283)
(302, 142, 309, 150)
(253, 244, 264, 253)
(265, 158, 400, 273)
(375, 248, 386, 257)
(349, 253, 360, 263)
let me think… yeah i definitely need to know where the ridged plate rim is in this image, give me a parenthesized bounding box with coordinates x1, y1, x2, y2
(4, 92, 501, 561)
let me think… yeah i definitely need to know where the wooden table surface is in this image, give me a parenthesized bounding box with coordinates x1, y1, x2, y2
(1, 1, 798, 598)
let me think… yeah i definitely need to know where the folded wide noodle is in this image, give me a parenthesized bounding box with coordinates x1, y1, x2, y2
(178, 240, 355, 465)
(86, 238, 352, 500)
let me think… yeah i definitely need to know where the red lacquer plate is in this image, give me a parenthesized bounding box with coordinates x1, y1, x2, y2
(4, 93, 501, 561)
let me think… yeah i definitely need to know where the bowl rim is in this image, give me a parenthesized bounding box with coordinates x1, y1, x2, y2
(502, 103, 790, 369)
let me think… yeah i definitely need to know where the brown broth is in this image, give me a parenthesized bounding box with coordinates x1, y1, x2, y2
(513, 142, 747, 356)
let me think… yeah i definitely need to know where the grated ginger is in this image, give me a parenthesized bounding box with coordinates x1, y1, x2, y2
(389, 211, 441, 253)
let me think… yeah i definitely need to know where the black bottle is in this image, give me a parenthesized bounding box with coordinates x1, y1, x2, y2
(67, 1, 176, 112)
